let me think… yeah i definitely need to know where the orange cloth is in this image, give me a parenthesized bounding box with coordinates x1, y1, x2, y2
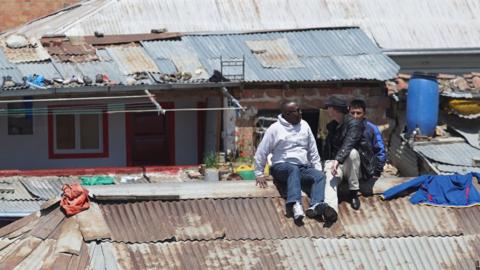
(60, 183, 90, 216)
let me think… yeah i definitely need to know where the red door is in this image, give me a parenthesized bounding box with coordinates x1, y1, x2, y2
(126, 103, 175, 166)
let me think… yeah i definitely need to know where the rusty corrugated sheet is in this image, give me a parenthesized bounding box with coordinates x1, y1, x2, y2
(100, 199, 224, 242)
(101, 236, 480, 270)
(105, 45, 159, 75)
(41, 37, 98, 62)
(97, 196, 474, 242)
(0, 38, 50, 63)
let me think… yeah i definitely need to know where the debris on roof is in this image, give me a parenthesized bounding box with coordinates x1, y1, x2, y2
(387, 72, 480, 100)
(41, 37, 98, 63)
(0, 28, 399, 94)
(0, 37, 50, 63)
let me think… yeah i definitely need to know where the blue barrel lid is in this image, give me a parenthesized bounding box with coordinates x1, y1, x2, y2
(412, 71, 438, 80)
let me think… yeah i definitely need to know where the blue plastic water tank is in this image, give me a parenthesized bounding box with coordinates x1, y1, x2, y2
(406, 72, 439, 136)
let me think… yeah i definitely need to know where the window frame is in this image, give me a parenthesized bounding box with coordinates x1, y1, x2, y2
(48, 104, 109, 159)
(7, 102, 34, 135)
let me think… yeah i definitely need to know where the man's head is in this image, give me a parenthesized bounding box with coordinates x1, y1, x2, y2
(325, 96, 348, 121)
(281, 101, 301, 125)
(349, 99, 367, 120)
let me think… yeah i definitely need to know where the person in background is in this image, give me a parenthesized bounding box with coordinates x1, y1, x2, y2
(349, 99, 387, 181)
(323, 96, 363, 219)
(254, 101, 336, 224)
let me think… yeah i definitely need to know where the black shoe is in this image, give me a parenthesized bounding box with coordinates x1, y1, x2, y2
(306, 203, 323, 218)
(323, 205, 338, 227)
(351, 190, 361, 210)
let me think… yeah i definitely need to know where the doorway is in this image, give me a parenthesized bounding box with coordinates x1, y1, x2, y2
(125, 103, 175, 166)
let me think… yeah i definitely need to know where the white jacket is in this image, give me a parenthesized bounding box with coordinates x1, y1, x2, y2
(254, 114, 322, 177)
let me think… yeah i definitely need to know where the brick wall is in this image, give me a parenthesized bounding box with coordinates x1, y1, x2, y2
(0, 0, 79, 32)
(233, 83, 389, 125)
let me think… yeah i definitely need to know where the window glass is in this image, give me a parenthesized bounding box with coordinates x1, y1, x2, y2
(80, 114, 100, 149)
(56, 114, 75, 149)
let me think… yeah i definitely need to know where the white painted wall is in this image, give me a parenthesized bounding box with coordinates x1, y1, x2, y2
(0, 101, 126, 170)
(174, 100, 198, 165)
(0, 97, 206, 170)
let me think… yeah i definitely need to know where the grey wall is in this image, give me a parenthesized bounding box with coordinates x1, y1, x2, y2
(390, 54, 480, 74)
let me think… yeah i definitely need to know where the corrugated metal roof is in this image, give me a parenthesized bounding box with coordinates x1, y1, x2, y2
(8, 0, 480, 51)
(42, 38, 98, 63)
(414, 141, 480, 167)
(0, 50, 24, 88)
(105, 46, 159, 75)
(0, 39, 50, 63)
(1, 195, 479, 269)
(142, 40, 209, 80)
(20, 178, 76, 200)
(142, 29, 399, 82)
(245, 38, 304, 68)
(97, 196, 473, 243)
(0, 201, 43, 216)
(16, 62, 62, 80)
(0, 179, 35, 200)
(97, 236, 480, 270)
(434, 163, 480, 174)
(52, 61, 126, 84)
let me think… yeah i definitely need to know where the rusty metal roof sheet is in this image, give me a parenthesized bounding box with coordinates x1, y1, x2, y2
(20, 178, 76, 200)
(96, 196, 476, 243)
(9, 0, 480, 51)
(93, 236, 480, 270)
(105, 45, 159, 75)
(41, 38, 98, 63)
(1, 195, 479, 269)
(0, 39, 50, 63)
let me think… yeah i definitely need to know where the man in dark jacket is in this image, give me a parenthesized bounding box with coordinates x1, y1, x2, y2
(323, 96, 364, 216)
(349, 99, 387, 181)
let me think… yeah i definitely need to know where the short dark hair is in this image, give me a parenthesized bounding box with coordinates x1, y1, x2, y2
(349, 99, 366, 111)
(280, 100, 298, 112)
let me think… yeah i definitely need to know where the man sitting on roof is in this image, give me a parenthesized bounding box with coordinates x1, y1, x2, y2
(323, 96, 364, 220)
(254, 101, 335, 224)
(349, 98, 387, 182)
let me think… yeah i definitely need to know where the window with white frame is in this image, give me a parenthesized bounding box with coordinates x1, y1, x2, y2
(53, 111, 103, 154)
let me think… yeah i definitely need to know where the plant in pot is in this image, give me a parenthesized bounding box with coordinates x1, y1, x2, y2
(203, 152, 219, 181)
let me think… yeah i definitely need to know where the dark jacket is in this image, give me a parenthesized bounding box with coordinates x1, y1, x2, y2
(363, 120, 387, 177)
(324, 114, 363, 164)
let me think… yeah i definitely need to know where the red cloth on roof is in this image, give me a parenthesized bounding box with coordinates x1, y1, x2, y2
(60, 183, 90, 216)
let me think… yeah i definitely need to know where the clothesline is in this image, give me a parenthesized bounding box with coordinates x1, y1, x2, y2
(0, 104, 241, 116)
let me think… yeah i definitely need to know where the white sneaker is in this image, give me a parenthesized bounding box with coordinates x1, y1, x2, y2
(293, 201, 305, 221)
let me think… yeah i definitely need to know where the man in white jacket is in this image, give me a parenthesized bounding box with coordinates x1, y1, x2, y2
(254, 101, 336, 224)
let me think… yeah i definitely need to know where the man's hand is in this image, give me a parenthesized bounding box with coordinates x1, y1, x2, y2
(332, 160, 340, 176)
(256, 176, 268, 188)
